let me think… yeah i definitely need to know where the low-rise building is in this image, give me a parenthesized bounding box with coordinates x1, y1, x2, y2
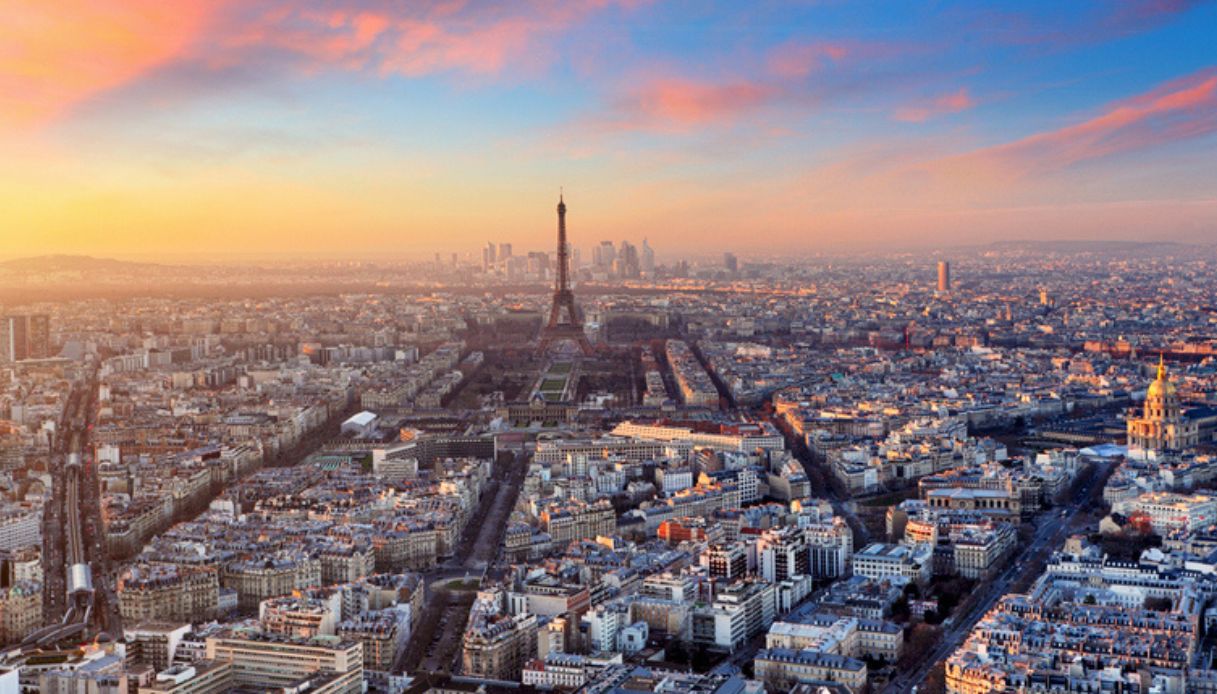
(852, 543, 932, 585)
(754, 648, 867, 693)
(204, 630, 363, 694)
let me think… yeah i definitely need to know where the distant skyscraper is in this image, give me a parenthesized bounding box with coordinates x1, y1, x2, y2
(597, 241, 616, 272)
(937, 260, 951, 292)
(528, 251, 549, 276)
(641, 239, 655, 274)
(724, 252, 738, 274)
(0, 315, 49, 363)
(483, 242, 497, 272)
(499, 243, 512, 259)
(617, 241, 641, 279)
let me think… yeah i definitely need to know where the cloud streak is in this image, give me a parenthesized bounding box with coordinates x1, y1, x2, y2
(968, 0, 1210, 50)
(590, 77, 780, 132)
(224, 1, 646, 80)
(0, 0, 644, 130)
(936, 67, 1217, 178)
(893, 88, 975, 122)
(766, 41, 851, 79)
(573, 38, 936, 137)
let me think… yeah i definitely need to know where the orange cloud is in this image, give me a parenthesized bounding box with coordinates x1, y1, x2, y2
(936, 68, 1217, 179)
(893, 88, 976, 122)
(0, 0, 223, 128)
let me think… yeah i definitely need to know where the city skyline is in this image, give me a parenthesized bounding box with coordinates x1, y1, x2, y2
(8, 246, 1217, 692)
(4, 0, 1217, 259)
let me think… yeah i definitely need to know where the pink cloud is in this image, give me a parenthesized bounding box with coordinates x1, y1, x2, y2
(0, 0, 645, 129)
(596, 76, 780, 132)
(893, 88, 976, 122)
(764, 39, 919, 80)
(239, 9, 394, 70)
(937, 68, 1217, 178)
(766, 42, 851, 79)
(228, 1, 642, 80)
(573, 36, 942, 139)
(379, 17, 537, 77)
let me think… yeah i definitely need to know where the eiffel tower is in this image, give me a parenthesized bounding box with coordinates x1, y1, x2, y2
(537, 192, 593, 354)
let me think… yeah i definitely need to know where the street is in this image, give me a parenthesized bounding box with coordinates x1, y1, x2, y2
(881, 460, 1113, 693)
(395, 450, 529, 674)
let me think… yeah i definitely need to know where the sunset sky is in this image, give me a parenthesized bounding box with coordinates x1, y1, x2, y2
(3, 0, 1217, 260)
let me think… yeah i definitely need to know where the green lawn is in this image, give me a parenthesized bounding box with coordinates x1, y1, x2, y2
(444, 578, 481, 591)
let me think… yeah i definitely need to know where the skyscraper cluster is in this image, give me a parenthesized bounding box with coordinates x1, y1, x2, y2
(482, 237, 654, 281)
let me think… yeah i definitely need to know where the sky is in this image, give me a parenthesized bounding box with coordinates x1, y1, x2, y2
(2, 0, 1217, 260)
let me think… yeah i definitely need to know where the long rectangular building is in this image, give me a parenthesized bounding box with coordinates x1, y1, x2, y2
(205, 630, 363, 693)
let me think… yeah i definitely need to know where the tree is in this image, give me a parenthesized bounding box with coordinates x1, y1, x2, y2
(897, 624, 942, 671)
(891, 595, 911, 623)
(922, 663, 948, 694)
(1098, 530, 1160, 561)
(1144, 595, 1172, 611)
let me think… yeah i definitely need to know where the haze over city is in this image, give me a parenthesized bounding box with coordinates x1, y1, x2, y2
(4, 0, 1217, 260)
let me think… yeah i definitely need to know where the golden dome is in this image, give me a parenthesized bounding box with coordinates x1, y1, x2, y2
(1147, 378, 1176, 399)
(1147, 356, 1176, 399)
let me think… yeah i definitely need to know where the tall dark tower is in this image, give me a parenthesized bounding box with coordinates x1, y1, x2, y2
(538, 192, 593, 354)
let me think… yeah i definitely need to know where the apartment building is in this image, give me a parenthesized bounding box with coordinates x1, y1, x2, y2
(754, 648, 867, 693)
(118, 564, 220, 624)
(852, 543, 932, 585)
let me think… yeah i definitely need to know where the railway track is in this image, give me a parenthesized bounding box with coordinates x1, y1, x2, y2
(23, 371, 105, 650)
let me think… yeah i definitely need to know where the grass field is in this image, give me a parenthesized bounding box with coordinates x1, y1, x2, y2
(443, 578, 481, 591)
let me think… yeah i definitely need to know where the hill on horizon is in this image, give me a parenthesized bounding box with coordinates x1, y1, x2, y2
(0, 254, 173, 273)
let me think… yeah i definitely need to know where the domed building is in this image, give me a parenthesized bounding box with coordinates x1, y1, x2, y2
(1127, 356, 1199, 458)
